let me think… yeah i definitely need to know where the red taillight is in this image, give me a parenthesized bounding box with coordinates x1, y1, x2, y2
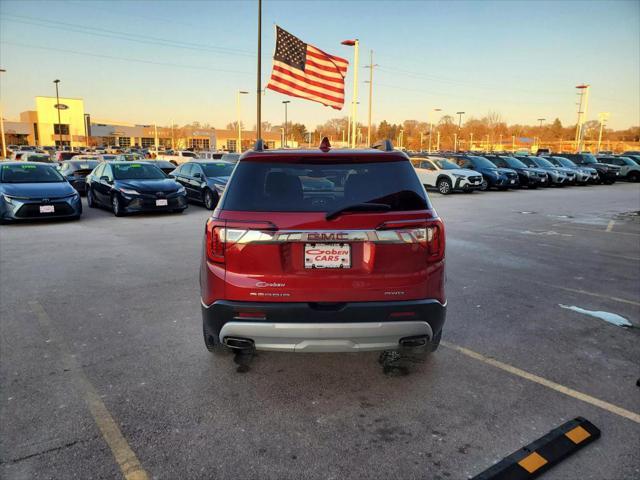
(425, 219, 445, 262)
(235, 311, 266, 319)
(205, 219, 277, 264)
(389, 311, 416, 318)
(205, 219, 226, 263)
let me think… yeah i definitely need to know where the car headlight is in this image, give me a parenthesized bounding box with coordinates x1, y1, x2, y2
(451, 174, 464, 178)
(3, 194, 13, 204)
(119, 188, 139, 195)
(177, 186, 186, 194)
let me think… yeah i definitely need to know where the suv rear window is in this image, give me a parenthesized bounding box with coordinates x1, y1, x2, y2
(222, 160, 429, 212)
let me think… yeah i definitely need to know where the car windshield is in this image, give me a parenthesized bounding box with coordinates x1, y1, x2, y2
(580, 154, 597, 164)
(27, 154, 53, 162)
(150, 161, 176, 169)
(119, 154, 143, 161)
(468, 156, 497, 168)
(222, 160, 429, 213)
(69, 160, 99, 170)
(556, 157, 577, 167)
(102, 155, 117, 161)
(181, 152, 198, 158)
(221, 154, 240, 163)
(1, 163, 65, 183)
(200, 163, 235, 177)
(502, 157, 527, 168)
(112, 163, 166, 179)
(534, 157, 555, 168)
(433, 159, 459, 170)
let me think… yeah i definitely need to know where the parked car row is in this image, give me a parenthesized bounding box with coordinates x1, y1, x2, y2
(409, 151, 633, 194)
(1, 146, 638, 223)
(0, 157, 235, 223)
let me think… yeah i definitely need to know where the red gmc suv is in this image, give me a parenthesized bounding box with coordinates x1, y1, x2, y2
(200, 140, 446, 357)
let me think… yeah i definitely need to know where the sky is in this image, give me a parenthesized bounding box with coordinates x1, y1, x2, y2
(1, 0, 639, 130)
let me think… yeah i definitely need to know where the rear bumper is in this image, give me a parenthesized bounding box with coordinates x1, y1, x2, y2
(202, 299, 446, 352)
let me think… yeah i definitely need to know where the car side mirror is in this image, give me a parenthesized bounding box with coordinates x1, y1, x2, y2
(100, 175, 111, 183)
(168, 174, 176, 179)
(194, 172, 202, 179)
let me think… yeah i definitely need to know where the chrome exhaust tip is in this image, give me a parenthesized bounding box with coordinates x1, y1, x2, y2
(223, 336, 255, 350)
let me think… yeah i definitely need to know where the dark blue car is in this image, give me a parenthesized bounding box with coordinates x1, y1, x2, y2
(0, 162, 82, 223)
(444, 154, 519, 191)
(171, 161, 235, 210)
(85, 161, 188, 216)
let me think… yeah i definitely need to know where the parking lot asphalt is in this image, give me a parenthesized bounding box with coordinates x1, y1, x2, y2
(1, 183, 639, 480)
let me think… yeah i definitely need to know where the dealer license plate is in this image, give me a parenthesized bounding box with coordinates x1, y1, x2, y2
(510, 180, 516, 184)
(304, 243, 351, 269)
(156, 199, 168, 206)
(39, 205, 55, 213)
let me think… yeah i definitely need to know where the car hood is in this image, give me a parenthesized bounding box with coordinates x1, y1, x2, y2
(1, 181, 76, 198)
(116, 178, 181, 193)
(449, 168, 479, 177)
(497, 168, 517, 175)
(206, 176, 229, 186)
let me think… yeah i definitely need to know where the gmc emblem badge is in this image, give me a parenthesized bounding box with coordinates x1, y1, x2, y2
(307, 232, 349, 241)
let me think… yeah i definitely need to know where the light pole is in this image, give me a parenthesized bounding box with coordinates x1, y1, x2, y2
(0, 68, 6, 158)
(282, 100, 290, 148)
(364, 49, 377, 146)
(537, 117, 546, 148)
(236, 90, 248, 153)
(428, 108, 441, 153)
(469, 132, 473, 151)
(574, 84, 590, 151)
(342, 39, 359, 148)
(597, 112, 610, 153)
(455, 111, 465, 152)
(53, 79, 62, 148)
(84, 113, 90, 148)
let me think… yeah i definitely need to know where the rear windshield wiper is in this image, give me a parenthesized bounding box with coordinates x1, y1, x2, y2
(326, 202, 390, 220)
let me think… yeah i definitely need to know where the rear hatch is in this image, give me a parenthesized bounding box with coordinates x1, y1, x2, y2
(206, 153, 445, 303)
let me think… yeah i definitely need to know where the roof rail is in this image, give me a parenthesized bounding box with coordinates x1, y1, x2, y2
(253, 139, 265, 152)
(371, 139, 394, 152)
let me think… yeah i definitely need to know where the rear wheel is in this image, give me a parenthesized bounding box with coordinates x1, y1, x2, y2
(437, 178, 452, 195)
(203, 189, 218, 210)
(479, 179, 489, 191)
(628, 171, 639, 182)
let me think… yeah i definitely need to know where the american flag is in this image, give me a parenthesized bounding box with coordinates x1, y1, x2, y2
(266, 26, 349, 110)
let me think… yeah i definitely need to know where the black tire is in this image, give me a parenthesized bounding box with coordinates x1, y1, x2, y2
(203, 323, 227, 355)
(87, 188, 96, 208)
(463, 189, 474, 194)
(111, 194, 125, 217)
(203, 189, 218, 210)
(479, 179, 489, 191)
(528, 184, 538, 190)
(170, 209, 184, 214)
(628, 171, 639, 182)
(437, 178, 452, 195)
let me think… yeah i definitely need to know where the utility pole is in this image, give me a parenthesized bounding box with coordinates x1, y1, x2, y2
(436, 131, 440, 151)
(53, 79, 62, 148)
(282, 100, 290, 148)
(154, 123, 159, 151)
(469, 132, 473, 151)
(0, 68, 5, 158)
(420, 132, 424, 151)
(454, 133, 458, 152)
(364, 50, 377, 146)
(455, 111, 465, 152)
(512, 135, 516, 152)
(236, 90, 248, 152)
(342, 39, 359, 148)
(574, 84, 590, 151)
(171, 120, 175, 150)
(597, 112, 610, 153)
(428, 108, 441, 153)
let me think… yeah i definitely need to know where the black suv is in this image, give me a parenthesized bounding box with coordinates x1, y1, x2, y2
(484, 154, 546, 189)
(560, 153, 620, 184)
(443, 154, 519, 190)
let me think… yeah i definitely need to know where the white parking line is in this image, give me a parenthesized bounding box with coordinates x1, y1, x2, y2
(442, 341, 640, 424)
(30, 301, 149, 480)
(606, 220, 615, 232)
(550, 285, 640, 307)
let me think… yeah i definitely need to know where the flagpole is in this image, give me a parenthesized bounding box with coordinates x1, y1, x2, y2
(256, 0, 262, 143)
(351, 40, 359, 148)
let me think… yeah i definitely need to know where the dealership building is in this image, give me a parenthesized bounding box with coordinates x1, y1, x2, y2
(3, 96, 291, 152)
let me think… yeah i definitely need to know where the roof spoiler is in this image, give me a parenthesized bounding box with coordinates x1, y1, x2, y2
(371, 139, 394, 152)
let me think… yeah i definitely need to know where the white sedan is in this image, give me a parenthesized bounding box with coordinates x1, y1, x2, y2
(412, 157, 484, 194)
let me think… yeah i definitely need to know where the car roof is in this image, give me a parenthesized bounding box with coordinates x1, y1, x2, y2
(239, 147, 409, 163)
(191, 160, 234, 165)
(2, 161, 54, 166)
